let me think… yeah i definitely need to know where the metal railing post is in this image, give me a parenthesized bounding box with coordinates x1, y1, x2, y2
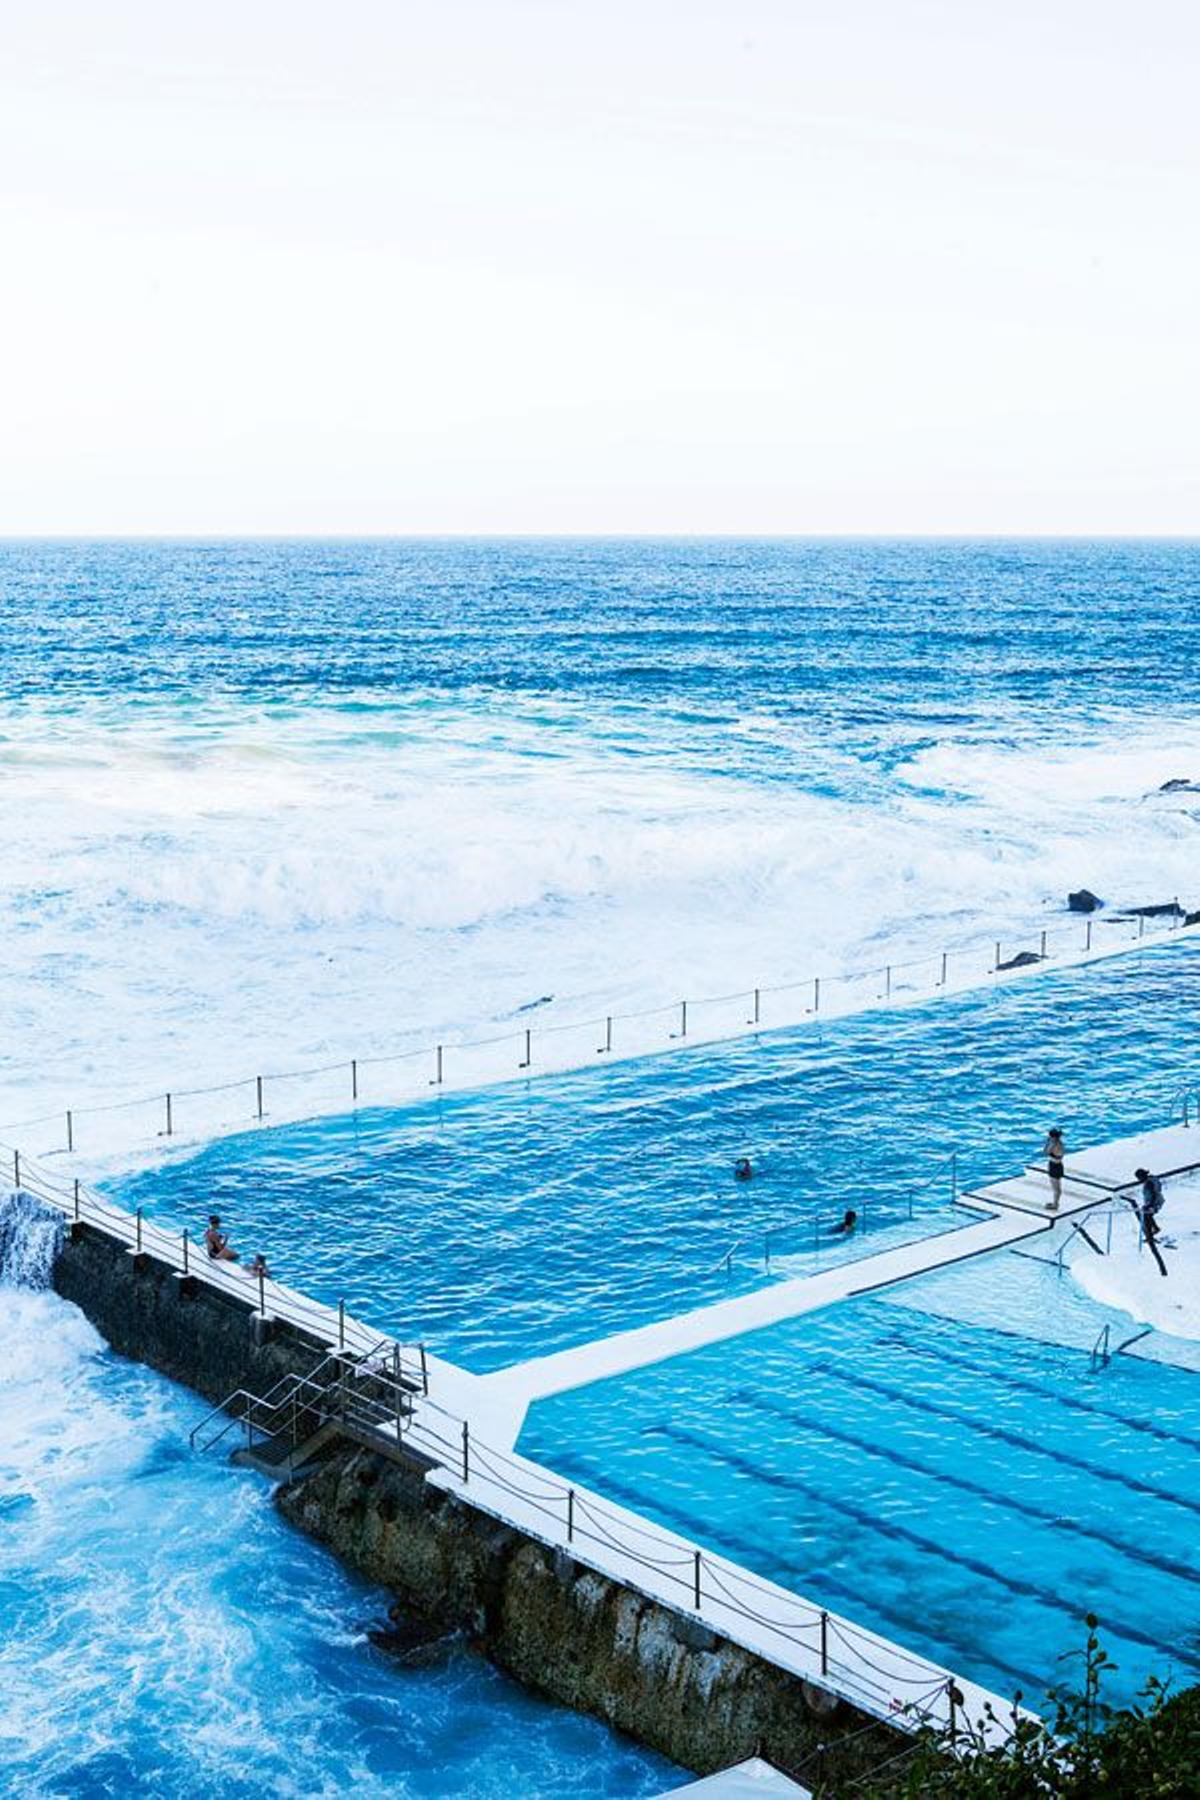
(519, 1028, 531, 1070)
(1139, 914, 1145, 939)
(431, 1045, 443, 1087)
(13, 1148, 19, 1189)
(462, 1420, 470, 1483)
(420, 1344, 429, 1396)
(993, 941, 1001, 972)
(693, 1549, 702, 1610)
(677, 1000, 688, 1039)
(938, 950, 947, 986)
(813, 977, 820, 1013)
(394, 1346, 403, 1442)
(258, 1266, 266, 1317)
(136, 1207, 143, 1253)
(598, 1015, 613, 1055)
(748, 987, 760, 1026)
(351, 1058, 358, 1102)
(73, 1178, 81, 1220)
(1086, 919, 1093, 951)
(164, 1093, 173, 1136)
(66, 1109, 74, 1152)
(256, 1076, 264, 1120)
(1040, 929, 1047, 959)
(338, 1299, 346, 1350)
(567, 1487, 575, 1542)
(182, 1228, 189, 1274)
(885, 964, 891, 998)
(820, 1609, 829, 1676)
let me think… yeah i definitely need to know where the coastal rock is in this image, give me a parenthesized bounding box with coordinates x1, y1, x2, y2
(997, 951, 1042, 971)
(1159, 778, 1200, 793)
(1128, 901, 1184, 918)
(1068, 889, 1104, 913)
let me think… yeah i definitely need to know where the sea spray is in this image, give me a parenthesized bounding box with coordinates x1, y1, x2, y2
(0, 1189, 65, 1290)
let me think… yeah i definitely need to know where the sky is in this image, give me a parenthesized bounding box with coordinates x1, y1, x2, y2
(1, 0, 1197, 535)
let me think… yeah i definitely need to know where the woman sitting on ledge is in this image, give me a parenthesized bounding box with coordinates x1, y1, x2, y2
(204, 1214, 238, 1262)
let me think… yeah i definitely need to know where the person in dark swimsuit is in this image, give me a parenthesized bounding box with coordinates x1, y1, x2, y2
(1043, 1129, 1066, 1211)
(204, 1214, 238, 1262)
(831, 1209, 858, 1236)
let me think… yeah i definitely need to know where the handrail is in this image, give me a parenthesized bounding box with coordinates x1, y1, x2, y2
(710, 1151, 962, 1275)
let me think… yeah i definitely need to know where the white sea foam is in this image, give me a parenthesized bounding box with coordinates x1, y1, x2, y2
(0, 694, 1196, 1163)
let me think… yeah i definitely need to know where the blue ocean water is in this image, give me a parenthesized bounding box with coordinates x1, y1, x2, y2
(4, 540, 1200, 1789)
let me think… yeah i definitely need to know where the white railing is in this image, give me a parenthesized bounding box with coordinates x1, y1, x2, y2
(4, 1141, 426, 1376)
(0, 908, 1192, 1167)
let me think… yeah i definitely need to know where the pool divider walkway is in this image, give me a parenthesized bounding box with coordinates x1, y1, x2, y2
(474, 1119, 1200, 1447)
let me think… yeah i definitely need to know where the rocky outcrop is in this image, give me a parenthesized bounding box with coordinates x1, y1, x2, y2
(1068, 889, 1104, 913)
(997, 951, 1042, 971)
(278, 1444, 905, 1783)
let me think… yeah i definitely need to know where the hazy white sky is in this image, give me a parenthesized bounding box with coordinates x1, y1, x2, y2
(2, 1, 1197, 534)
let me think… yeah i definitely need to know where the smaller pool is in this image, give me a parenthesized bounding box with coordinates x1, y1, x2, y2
(518, 1248, 1200, 1710)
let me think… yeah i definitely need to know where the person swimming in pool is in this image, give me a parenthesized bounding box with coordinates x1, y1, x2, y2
(1043, 1128, 1066, 1212)
(734, 1157, 753, 1181)
(831, 1209, 858, 1235)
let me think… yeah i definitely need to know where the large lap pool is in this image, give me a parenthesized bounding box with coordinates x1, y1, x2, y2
(109, 936, 1199, 1373)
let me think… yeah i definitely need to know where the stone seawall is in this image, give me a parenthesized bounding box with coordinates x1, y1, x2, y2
(51, 1220, 908, 1785)
(278, 1443, 904, 1783)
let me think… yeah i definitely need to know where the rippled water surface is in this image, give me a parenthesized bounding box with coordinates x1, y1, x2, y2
(113, 935, 1199, 1371)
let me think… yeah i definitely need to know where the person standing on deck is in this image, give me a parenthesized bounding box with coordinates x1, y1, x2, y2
(1043, 1128, 1066, 1212)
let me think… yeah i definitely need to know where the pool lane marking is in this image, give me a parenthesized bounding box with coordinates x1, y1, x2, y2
(727, 1387, 1200, 1593)
(809, 1358, 1200, 1523)
(890, 1335, 1200, 1455)
(649, 1420, 1200, 1676)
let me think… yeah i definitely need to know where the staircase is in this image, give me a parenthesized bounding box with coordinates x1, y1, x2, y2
(191, 1340, 425, 1479)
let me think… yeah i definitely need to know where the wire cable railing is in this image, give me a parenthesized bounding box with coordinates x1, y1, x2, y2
(2, 906, 1193, 1165)
(4, 1140, 427, 1376)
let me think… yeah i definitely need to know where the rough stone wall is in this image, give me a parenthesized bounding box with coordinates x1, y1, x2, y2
(52, 1222, 329, 1407)
(279, 1444, 905, 1784)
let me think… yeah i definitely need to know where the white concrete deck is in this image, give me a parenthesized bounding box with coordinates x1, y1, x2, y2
(480, 1206, 1048, 1438)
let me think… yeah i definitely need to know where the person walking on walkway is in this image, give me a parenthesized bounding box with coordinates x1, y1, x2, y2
(1132, 1168, 1168, 1277)
(1043, 1128, 1066, 1212)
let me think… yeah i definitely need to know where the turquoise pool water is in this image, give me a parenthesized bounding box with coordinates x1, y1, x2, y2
(111, 935, 1197, 1373)
(519, 1248, 1200, 1710)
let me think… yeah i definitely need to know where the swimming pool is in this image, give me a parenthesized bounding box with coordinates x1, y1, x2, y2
(517, 1247, 1200, 1710)
(108, 936, 1198, 1373)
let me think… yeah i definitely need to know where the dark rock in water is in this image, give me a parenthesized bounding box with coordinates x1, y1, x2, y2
(1068, 889, 1104, 913)
(1186, 911, 1200, 927)
(1159, 778, 1199, 793)
(514, 994, 554, 1014)
(1129, 900, 1184, 918)
(997, 951, 1043, 970)
(367, 1601, 456, 1661)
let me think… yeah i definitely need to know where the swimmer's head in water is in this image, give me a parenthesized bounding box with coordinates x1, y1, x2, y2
(734, 1158, 753, 1179)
